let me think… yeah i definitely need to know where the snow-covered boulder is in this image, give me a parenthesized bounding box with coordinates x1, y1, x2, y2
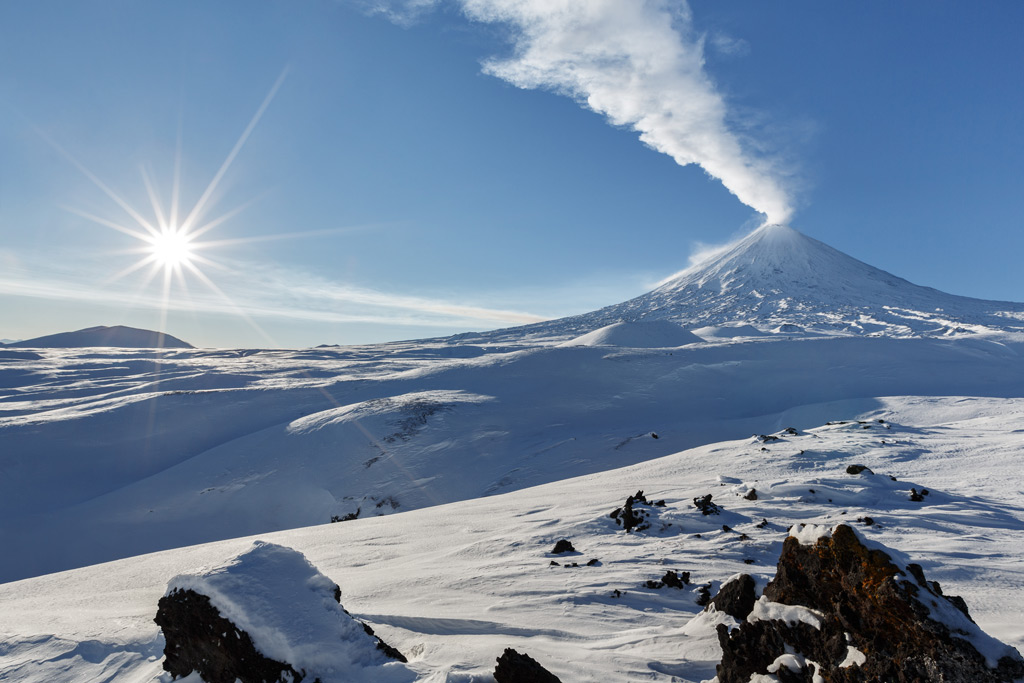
(714, 524, 1024, 682)
(559, 320, 702, 348)
(154, 541, 413, 683)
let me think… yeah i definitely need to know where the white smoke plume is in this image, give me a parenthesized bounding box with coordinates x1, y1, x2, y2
(369, 0, 795, 224)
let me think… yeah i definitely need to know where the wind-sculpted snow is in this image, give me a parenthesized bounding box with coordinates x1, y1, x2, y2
(2, 396, 1024, 681)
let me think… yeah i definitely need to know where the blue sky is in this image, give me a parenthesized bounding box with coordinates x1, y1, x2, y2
(1, 1, 1021, 347)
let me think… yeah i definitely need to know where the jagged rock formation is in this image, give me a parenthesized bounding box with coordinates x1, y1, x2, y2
(494, 648, 562, 683)
(714, 524, 1024, 682)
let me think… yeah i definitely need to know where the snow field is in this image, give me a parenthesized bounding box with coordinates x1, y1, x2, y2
(2, 394, 1022, 682)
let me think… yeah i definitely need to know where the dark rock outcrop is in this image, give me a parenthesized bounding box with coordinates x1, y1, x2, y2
(708, 574, 757, 620)
(845, 464, 873, 475)
(494, 648, 562, 683)
(715, 524, 1024, 683)
(156, 588, 310, 683)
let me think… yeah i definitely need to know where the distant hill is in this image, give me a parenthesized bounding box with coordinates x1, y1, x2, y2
(5, 325, 194, 349)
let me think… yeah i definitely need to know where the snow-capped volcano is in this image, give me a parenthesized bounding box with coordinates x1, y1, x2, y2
(493, 224, 1024, 340)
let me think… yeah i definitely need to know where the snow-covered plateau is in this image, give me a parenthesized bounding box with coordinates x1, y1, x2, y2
(1, 224, 1023, 681)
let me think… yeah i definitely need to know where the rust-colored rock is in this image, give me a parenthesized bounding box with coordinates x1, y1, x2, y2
(715, 524, 1024, 683)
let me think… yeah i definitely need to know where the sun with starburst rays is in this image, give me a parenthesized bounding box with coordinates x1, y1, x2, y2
(149, 226, 196, 270)
(40, 69, 290, 333)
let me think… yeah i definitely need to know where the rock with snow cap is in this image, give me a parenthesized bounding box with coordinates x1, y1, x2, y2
(714, 524, 1024, 683)
(154, 541, 413, 683)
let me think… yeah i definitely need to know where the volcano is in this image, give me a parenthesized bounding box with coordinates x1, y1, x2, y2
(488, 224, 1024, 341)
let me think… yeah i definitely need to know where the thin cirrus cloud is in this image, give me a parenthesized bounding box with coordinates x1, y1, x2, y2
(0, 255, 548, 329)
(371, 0, 795, 225)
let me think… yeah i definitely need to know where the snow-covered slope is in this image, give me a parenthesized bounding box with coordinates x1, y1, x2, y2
(482, 224, 1024, 341)
(4, 332, 1024, 583)
(6, 324, 193, 349)
(2, 396, 1022, 682)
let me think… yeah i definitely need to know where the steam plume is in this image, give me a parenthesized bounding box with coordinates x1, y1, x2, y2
(462, 0, 792, 223)
(373, 0, 795, 223)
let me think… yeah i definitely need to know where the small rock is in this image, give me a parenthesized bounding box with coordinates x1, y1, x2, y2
(551, 539, 576, 554)
(846, 464, 874, 475)
(743, 489, 758, 501)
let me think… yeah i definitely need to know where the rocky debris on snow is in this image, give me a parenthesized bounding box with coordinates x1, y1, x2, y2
(714, 524, 1024, 683)
(756, 518, 769, 529)
(494, 648, 562, 683)
(743, 488, 758, 500)
(707, 574, 757, 620)
(646, 570, 690, 590)
(783, 427, 799, 435)
(551, 539, 576, 554)
(845, 464, 873, 475)
(755, 434, 780, 443)
(693, 494, 721, 515)
(858, 516, 875, 526)
(609, 490, 665, 532)
(155, 542, 412, 683)
(910, 487, 930, 502)
(331, 508, 360, 523)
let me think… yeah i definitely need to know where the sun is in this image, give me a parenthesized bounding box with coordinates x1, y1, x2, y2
(149, 227, 195, 269)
